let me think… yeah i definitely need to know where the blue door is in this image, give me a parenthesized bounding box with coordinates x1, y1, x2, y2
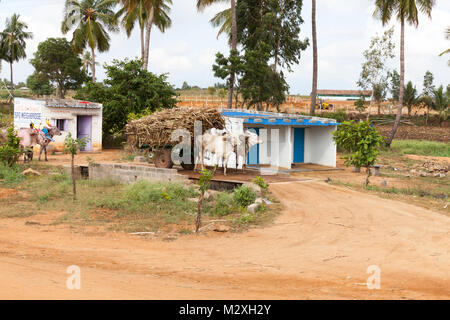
(293, 128, 305, 163)
(247, 128, 260, 165)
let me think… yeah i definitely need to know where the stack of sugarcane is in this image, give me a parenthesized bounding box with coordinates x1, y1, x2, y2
(125, 107, 225, 150)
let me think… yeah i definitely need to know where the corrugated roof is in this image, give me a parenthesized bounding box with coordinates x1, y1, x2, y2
(220, 109, 339, 126)
(45, 98, 102, 109)
(316, 90, 371, 96)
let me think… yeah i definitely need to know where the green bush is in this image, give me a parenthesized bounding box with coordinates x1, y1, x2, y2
(0, 127, 22, 167)
(209, 192, 236, 216)
(233, 185, 257, 207)
(252, 176, 268, 190)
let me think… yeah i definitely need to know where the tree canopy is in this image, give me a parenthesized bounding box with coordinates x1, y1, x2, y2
(30, 38, 88, 98)
(74, 58, 178, 135)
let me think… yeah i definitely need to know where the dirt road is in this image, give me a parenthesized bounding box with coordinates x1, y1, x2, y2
(0, 181, 448, 299)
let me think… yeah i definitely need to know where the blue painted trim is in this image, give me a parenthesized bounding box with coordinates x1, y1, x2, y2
(222, 111, 340, 126)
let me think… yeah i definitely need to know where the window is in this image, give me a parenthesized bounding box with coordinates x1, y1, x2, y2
(55, 119, 68, 131)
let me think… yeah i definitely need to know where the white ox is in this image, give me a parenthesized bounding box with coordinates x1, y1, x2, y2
(195, 129, 263, 175)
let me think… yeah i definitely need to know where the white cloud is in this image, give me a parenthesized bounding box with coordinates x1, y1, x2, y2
(0, 0, 448, 94)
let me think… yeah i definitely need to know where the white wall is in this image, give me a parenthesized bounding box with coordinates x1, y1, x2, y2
(258, 126, 292, 169)
(42, 106, 103, 152)
(304, 125, 337, 167)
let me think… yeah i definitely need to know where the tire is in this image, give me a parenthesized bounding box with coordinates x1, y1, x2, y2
(154, 149, 173, 168)
(179, 147, 195, 170)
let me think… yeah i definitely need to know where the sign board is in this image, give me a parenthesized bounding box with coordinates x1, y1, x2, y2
(14, 98, 44, 129)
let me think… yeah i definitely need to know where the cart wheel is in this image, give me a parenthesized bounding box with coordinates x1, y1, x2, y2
(154, 149, 173, 168)
(180, 149, 195, 170)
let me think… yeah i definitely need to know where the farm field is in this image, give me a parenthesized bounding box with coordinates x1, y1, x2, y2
(0, 141, 448, 299)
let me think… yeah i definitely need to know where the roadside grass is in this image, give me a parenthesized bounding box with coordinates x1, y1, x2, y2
(384, 140, 450, 157)
(330, 178, 449, 215)
(0, 168, 279, 234)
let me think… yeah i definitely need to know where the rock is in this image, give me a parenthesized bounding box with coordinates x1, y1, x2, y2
(213, 224, 230, 232)
(439, 173, 446, 178)
(255, 197, 264, 204)
(434, 173, 441, 177)
(420, 172, 428, 177)
(352, 166, 361, 173)
(21, 168, 41, 176)
(134, 156, 147, 163)
(247, 203, 260, 214)
(263, 199, 273, 205)
(409, 169, 417, 174)
(187, 197, 199, 203)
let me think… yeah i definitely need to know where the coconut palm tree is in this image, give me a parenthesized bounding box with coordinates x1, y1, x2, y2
(210, 7, 231, 41)
(61, 0, 118, 82)
(430, 85, 449, 126)
(310, 0, 317, 115)
(81, 50, 99, 76)
(439, 26, 449, 65)
(373, 0, 435, 147)
(197, 0, 237, 109)
(403, 81, 417, 117)
(117, 0, 172, 70)
(0, 14, 33, 98)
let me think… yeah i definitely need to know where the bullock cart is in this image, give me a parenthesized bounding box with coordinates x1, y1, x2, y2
(125, 107, 225, 169)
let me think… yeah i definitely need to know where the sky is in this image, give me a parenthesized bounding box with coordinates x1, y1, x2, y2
(0, 0, 449, 95)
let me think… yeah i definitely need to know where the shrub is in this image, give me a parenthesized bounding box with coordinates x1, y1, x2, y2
(0, 127, 22, 167)
(209, 192, 236, 216)
(252, 176, 268, 190)
(233, 185, 257, 207)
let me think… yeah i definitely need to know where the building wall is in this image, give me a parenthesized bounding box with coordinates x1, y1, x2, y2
(42, 106, 103, 152)
(304, 125, 337, 167)
(257, 126, 292, 169)
(14, 98, 103, 153)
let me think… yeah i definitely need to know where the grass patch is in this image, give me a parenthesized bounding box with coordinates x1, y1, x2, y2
(388, 140, 450, 157)
(0, 165, 25, 186)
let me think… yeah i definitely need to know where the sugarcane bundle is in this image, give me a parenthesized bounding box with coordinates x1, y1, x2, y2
(125, 107, 225, 150)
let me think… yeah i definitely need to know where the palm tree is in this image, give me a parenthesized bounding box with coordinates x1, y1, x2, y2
(310, 0, 317, 115)
(403, 81, 417, 117)
(430, 85, 449, 126)
(197, 0, 237, 109)
(81, 50, 99, 76)
(62, 0, 118, 82)
(0, 14, 33, 98)
(439, 26, 449, 65)
(210, 7, 231, 41)
(117, 0, 172, 70)
(373, 0, 435, 147)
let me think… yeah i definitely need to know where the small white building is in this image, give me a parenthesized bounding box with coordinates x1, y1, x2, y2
(14, 97, 102, 152)
(221, 109, 339, 169)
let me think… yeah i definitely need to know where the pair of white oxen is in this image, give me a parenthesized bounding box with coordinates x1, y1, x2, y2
(194, 128, 263, 175)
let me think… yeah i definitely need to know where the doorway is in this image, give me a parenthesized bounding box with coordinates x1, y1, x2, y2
(77, 115, 92, 151)
(293, 127, 305, 163)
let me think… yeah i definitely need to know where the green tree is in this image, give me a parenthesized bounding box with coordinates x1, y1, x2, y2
(0, 127, 22, 167)
(63, 132, 89, 200)
(75, 58, 177, 135)
(81, 50, 99, 77)
(198, 0, 237, 109)
(26, 73, 54, 97)
(403, 81, 417, 117)
(357, 27, 395, 120)
(373, 0, 436, 147)
(195, 167, 216, 233)
(373, 82, 388, 116)
(30, 38, 87, 98)
(117, 0, 172, 70)
(419, 70, 435, 124)
(62, 0, 118, 82)
(430, 85, 449, 126)
(332, 121, 385, 188)
(387, 69, 400, 105)
(0, 14, 33, 98)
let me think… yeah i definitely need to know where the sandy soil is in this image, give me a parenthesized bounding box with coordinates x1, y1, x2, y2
(0, 179, 448, 299)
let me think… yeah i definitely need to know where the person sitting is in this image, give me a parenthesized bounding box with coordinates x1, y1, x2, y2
(41, 127, 54, 142)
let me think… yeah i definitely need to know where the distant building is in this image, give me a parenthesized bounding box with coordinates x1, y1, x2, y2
(14, 97, 102, 152)
(315, 90, 372, 101)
